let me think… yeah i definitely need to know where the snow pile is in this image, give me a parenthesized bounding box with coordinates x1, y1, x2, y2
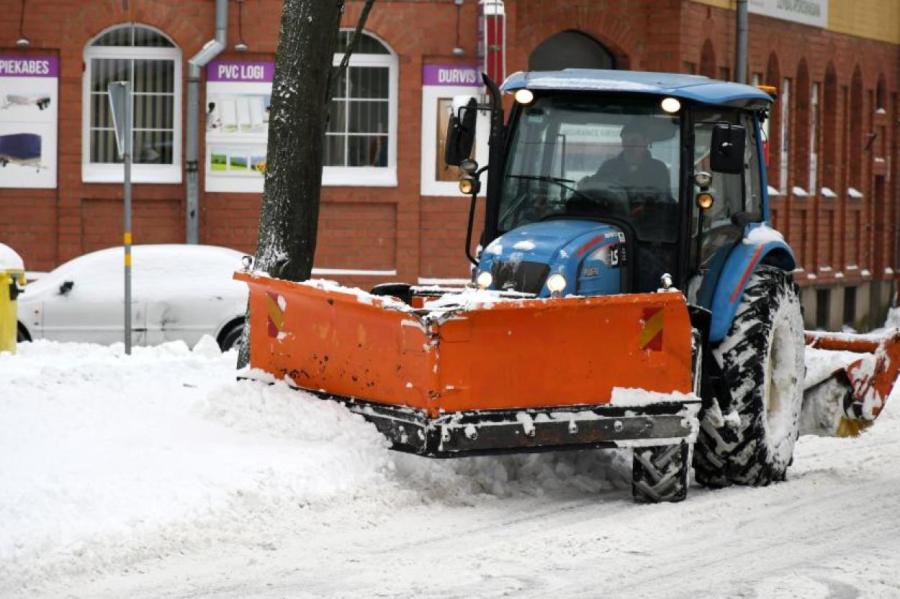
(0, 340, 392, 591)
(610, 387, 698, 407)
(0, 339, 630, 593)
(743, 223, 784, 245)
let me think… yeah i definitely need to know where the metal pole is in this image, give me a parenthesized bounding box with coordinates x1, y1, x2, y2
(124, 80, 133, 355)
(735, 0, 748, 84)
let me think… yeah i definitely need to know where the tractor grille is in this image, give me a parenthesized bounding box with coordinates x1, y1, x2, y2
(491, 260, 549, 294)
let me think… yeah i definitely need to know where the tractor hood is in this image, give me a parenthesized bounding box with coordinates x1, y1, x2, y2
(478, 220, 626, 298)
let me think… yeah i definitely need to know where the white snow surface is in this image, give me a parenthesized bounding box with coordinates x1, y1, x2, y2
(744, 223, 785, 245)
(2, 339, 900, 598)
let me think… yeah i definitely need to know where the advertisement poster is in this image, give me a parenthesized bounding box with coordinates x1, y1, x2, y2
(0, 55, 58, 189)
(420, 64, 488, 197)
(205, 60, 273, 193)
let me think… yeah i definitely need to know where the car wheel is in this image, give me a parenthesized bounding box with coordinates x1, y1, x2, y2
(218, 321, 245, 352)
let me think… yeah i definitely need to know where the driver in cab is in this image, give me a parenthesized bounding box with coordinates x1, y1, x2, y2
(576, 120, 671, 206)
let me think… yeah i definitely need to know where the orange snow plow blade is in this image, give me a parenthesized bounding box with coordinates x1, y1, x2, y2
(802, 330, 900, 437)
(235, 272, 694, 417)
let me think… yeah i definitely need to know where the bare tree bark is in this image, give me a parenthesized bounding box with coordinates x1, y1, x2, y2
(254, 0, 343, 281)
(237, 0, 376, 368)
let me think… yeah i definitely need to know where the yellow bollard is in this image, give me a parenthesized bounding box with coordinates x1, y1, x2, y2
(0, 243, 26, 354)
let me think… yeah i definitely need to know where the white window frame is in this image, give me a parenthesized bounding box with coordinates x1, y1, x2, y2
(779, 77, 790, 194)
(81, 25, 182, 184)
(809, 82, 819, 193)
(322, 32, 398, 187)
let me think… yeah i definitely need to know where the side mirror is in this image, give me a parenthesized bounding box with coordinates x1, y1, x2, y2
(710, 123, 746, 174)
(443, 98, 478, 167)
(59, 280, 74, 296)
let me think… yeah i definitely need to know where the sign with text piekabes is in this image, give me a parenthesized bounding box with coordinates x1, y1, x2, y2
(205, 60, 273, 193)
(0, 55, 58, 189)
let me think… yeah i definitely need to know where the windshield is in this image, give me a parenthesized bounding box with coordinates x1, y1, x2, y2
(499, 95, 681, 242)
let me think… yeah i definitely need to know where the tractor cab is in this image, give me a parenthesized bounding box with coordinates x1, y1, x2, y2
(447, 69, 773, 300)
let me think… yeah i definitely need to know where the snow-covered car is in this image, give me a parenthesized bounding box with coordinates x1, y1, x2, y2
(16, 245, 248, 350)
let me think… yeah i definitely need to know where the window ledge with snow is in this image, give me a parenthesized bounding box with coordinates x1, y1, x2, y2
(791, 186, 808, 197)
(820, 187, 837, 199)
(847, 187, 864, 199)
(767, 185, 781, 197)
(322, 167, 398, 188)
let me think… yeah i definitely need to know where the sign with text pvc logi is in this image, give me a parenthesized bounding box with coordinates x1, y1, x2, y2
(205, 60, 274, 193)
(420, 64, 488, 197)
(749, 0, 827, 28)
(0, 55, 58, 189)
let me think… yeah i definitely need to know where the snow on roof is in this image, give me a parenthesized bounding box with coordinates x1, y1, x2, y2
(502, 69, 773, 108)
(0, 243, 24, 271)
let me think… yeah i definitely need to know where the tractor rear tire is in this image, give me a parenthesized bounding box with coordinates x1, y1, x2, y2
(694, 265, 805, 487)
(632, 442, 690, 503)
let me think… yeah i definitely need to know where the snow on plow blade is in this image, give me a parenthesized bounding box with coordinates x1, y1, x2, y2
(802, 330, 900, 437)
(235, 272, 697, 456)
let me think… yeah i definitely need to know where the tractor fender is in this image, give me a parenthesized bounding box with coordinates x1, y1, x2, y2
(708, 225, 796, 343)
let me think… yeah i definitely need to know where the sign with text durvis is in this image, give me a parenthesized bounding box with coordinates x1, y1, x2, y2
(420, 64, 488, 196)
(0, 55, 58, 189)
(205, 60, 273, 193)
(749, 0, 827, 28)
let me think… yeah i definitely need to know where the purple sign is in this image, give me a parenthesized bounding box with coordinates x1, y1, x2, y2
(207, 60, 274, 83)
(423, 64, 480, 87)
(0, 55, 58, 78)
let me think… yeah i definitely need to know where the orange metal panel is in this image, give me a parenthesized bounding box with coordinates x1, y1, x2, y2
(433, 293, 694, 412)
(236, 272, 694, 417)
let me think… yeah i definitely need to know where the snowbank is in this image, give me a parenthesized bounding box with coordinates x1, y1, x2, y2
(0, 340, 629, 593)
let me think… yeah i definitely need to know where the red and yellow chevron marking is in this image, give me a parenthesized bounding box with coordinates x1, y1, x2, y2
(266, 291, 286, 338)
(639, 307, 664, 351)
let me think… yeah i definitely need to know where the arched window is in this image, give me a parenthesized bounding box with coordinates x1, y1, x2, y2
(794, 60, 810, 193)
(324, 30, 397, 186)
(528, 31, 615, 71)
(82, 23, 182, 183)
(699, 40, 716, 78)
(822, 63, 838, 191)
(764, 53, 784, 193)
(876, 74, 886, 112)
(849, 66, 863, 190)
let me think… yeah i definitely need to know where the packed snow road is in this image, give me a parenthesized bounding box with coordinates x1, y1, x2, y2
(2, 339, 899, 598)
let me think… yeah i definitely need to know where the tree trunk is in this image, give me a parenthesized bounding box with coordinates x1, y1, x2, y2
(254, 0, 343, 281)
(237, 0, 376, 369)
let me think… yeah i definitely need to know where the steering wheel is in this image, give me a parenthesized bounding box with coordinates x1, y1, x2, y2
(567, 182, 630, 216)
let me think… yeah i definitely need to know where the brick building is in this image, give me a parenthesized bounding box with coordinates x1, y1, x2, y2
(0, 0, 897, 329)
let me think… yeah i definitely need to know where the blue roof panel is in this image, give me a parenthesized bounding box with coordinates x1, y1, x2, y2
(501, 69, 773, 108)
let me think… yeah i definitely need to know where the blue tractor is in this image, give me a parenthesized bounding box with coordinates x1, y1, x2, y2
(445, 69, 805, 499)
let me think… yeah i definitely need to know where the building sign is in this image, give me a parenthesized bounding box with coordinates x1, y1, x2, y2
(749, 0, 827, 29)
(205, 60, 273, 193)
(420, 64, 488, 197)
(0, 55, 58, 189)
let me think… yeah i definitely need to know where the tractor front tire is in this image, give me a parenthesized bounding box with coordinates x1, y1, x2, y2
(694, 265, 805, 487)
(632, 442, 690, 503)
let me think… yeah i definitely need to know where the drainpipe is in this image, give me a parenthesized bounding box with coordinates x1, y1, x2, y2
(734, 0, 748, 84)
(185, 0, 228, 244)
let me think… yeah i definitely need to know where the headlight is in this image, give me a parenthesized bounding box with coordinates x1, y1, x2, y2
(546, 273, 567, 296)
(476, 270, 493, 289)
(514, 88, 534, 105)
